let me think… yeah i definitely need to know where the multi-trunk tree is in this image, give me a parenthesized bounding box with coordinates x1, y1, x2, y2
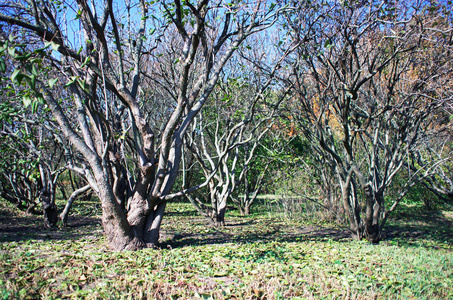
(282, 0, 453, 242)
(0, 121, 62, 224)
(0, 0, 285, 250)
(0, 48, 69, 226)
(183, 62, 288, 225)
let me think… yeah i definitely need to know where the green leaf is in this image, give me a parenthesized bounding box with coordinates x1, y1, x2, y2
(30, 58, 42, 64)
(0, 58, 6, 73)
(65, 76, 78, 87)
(30, 74, 36, 90)
(14, 53, 33, 62)
(31, 64, 38, 77)
(80, 56, 91, 68)
(0, 40, 7, 52)
(23, 96, 32, 108)
(77, 79, 90, 93)
(77, 46, 83, 55)
(7, 46, 16, 58)
(44, 41, 60, 51)
(34, 46, 49, 54)
(11, 69, 20, 82)
(36, 92, 45, 104)
(48, 78, 58, 88)
(31, 101, 39, 114)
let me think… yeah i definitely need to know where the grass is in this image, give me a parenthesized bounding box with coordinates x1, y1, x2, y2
(0, 199, 452, 299)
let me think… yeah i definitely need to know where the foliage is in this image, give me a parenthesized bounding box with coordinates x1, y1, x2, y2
(0, 37, 67, 224)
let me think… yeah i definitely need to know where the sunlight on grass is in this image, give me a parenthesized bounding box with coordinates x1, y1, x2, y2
(0, 202, 452, 299)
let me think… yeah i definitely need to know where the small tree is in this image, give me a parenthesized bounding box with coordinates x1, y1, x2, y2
(183, 72, 287, 224)
(0, 66, 69, 226)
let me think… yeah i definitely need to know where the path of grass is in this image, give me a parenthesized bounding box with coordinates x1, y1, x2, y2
(0, 201, 452, 299)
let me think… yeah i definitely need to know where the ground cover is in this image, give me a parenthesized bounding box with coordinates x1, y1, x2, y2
(0, 200, 452, 299)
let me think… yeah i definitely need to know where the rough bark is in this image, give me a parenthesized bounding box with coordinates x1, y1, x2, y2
(215, 197, 227, 227)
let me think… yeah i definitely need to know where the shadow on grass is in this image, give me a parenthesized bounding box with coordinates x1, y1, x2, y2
(225, 220, 257, 227)
(1, 202, 451, 250)
(160, 222, 353, 249)
(165, 209, 200, 217)
(0, 207, 103, 243)
(381, 204, 453, 249)
(161, 203, 453, 250)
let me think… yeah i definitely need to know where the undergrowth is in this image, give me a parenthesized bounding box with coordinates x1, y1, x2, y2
(0, 200, 452, 299)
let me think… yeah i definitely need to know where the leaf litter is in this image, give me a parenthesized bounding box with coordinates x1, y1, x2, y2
(0, 202, 452, 299)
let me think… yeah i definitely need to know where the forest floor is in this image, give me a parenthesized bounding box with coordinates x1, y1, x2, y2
(0, 199, 452, 299)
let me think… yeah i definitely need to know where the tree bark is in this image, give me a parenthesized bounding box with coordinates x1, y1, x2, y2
(216, 206, 226, 227)
(41, 190, 58, 228)
(60, 185, 91, 226)
(144, 202, 167, 248)
(364, 187, 383, 243)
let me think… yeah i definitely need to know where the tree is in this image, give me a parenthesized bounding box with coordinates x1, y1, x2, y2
(282, 0, 453, 241)
(183, 61, 288, 224)
(0, 65, 69, 226)
(0, 0, 285, 250)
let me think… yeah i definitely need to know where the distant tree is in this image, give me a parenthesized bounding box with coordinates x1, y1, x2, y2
(0, 124, 42, 214)
(183, 61, 289, 224)
(283, 0, 453, 241)
(0, 57, 70, 226)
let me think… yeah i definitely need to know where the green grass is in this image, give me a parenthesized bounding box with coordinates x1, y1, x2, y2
(0, 201, 452, 299)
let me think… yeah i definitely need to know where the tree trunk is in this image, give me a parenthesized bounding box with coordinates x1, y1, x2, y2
(144, 202, 167, 248)
(238, 195, 252, 216)
(126, 178, 152, 247)
(340, 180, 363, 239)
(243, 204, 250, 216)
(364, 186, 382, 243)
(186, 194, 216, 225)
(60, 185, 91, 226)
(216, 206, 226, 226)
(215, 197, 227, 226)
(41, 190, 58, 228)
(94, 166, 134, 251)
(341, 185, 357, 232)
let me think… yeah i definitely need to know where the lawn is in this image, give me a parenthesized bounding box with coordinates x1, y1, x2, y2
(0, 200, 452, 299)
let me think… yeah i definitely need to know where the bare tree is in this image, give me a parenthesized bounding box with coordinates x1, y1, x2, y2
(0, 106, 68, 226)
(183, 79, 286, 224)
(283, 0, 453, 241)
(0, 0, 285, 250)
